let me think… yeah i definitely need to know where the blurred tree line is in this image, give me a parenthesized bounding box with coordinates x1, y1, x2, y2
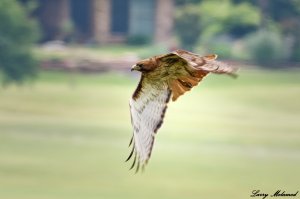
(175, 0, 300, 66)
(0, 0, 299, 84)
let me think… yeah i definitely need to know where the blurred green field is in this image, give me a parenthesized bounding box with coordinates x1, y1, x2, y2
(0, 69, 300, 199)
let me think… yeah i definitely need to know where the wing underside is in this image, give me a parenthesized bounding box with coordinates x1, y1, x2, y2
(127, 84, 171, 172)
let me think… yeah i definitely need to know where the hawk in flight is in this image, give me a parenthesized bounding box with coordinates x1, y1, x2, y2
(127, 50, 237, 172)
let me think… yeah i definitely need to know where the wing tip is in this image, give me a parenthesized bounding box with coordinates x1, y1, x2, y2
(125, 143, 135, 162)
(204, 54, 218, 60)
(129, 152, 137, 170)
(126, 141, 149, 173)
(229, 72, 238, 79)
(225, 66, 239, 78)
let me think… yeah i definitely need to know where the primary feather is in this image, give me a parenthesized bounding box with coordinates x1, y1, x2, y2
(127, 49, 237, 171)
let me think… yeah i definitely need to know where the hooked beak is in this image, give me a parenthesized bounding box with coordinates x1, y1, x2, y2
(131, 64, 141, 71)
(131, 64, 141, 72)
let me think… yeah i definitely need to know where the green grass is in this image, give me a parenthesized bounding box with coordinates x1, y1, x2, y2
(0, 69, 299, 199)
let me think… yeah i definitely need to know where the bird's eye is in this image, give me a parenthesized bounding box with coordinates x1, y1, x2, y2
(138, 64, 144, 68)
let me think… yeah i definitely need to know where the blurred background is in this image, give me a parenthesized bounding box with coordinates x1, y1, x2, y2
(0, 0, 299, 199)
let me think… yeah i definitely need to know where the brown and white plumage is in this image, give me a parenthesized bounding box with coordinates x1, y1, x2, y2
(127, 49, 237, 172)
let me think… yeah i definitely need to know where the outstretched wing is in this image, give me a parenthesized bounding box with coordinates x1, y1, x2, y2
(174, 49, 237, 77)
(127, 79, 171, 172)
(159, 49, 237, 101)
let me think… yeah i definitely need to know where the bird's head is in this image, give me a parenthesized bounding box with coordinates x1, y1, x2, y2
(131, 57, 158, 73)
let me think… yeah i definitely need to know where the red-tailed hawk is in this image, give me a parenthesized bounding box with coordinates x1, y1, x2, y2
(126, 49, 237, 172)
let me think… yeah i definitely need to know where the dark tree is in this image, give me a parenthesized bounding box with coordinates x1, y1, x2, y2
(256, 0, 300, 61)
(0, 0, 39, 84)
